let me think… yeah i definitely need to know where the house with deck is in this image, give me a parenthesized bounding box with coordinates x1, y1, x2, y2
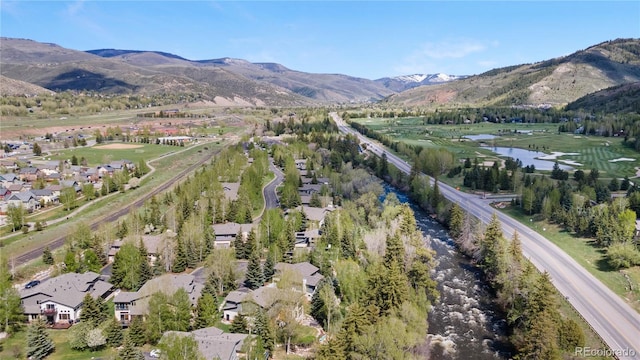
(19, 272, 114, 326)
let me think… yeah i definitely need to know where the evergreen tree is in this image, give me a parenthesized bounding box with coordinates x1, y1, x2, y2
(80, 293, 101, 325)
(448, 203, 464, 239)
(233, 230, 246, 259)
(138, 239, 153, 285)
(254, 309, 274, 353)
(383, 233, 404, 269)
(310, 279, 331, 328)
(244, 253, 264, 290)
(128, 316, 146, 346)
(336, 303, 371, 357)
(42, 246, 54, 265)
(118, 335, 145, 360)
(229, 313, 248, 333)
(104, 317, 124, 347)
(194, 293, 219, 329)
(172, 237, 188, 273)
(26, 318, 55, 360)
(263, 252, 276, 282)
(202, 272, 219, 298)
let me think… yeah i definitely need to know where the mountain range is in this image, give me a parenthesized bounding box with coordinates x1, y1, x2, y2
(1, 37, 639, 109)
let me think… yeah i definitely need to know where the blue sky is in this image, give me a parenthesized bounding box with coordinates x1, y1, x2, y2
(2, 1, 639, 79)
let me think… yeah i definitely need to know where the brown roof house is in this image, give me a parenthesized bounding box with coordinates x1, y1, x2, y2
(114, 273, 203, 326)
(19, 272, 114, 325)
(161, 327, 248, 360)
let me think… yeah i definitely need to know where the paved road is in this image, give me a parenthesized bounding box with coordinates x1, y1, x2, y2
(264, 160, 285, 210)
(13, 141, 225, 266)
(332, 112, 640, 360)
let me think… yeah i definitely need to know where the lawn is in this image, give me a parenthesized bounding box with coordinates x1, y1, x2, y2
(44, 142, 182, 167)
(351, 117, 640, 178)
(0, 328, 116, 360)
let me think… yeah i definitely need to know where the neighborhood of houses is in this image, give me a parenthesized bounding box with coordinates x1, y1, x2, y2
(14, 142, 338, 360)
(0, 158, 137, 226)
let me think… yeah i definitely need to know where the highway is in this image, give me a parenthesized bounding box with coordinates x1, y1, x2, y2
(332, 112, 640, 360)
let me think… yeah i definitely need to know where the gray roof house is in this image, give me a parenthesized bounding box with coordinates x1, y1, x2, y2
(274, 262, 324, 298)
(161, 327, 248, 360)
(114, 273, 203, 325)
(19, 272, 114, 325)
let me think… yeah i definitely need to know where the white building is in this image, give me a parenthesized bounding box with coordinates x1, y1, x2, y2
(19, 272, 114, 325)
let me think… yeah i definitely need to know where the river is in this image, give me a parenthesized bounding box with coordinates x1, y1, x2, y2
(386, 188, 510, 359)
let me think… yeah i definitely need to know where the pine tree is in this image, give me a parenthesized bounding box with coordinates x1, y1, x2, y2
(138, 239, 153, 286)
(263, 252, 276, 282)
(244, 252, 264, 290)
(229, 313, 248, 333)
(202, 272, 219, 298)
(383, 233, 404, 269)
(81, 293, 101, 325)
(194, 293, 219, 329)
(172, 237, 188, 273)
(42, 246, 54, 265)
(254, 309, 275, 352)
(336, 303, 371, 356)
(104, 317, 124, 347)
(310, 280, 329, 327)
(233, 230, 246, 259)
(26, 318, 55, 360)
(448, 203, 464, 239)
(118, 335, 145, 360)
(128, 316, 146, 346)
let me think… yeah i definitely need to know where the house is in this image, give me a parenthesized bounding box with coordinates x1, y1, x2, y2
(274, 262, 324, 298)
(0, 160, 18, 171)
(113, 273, 203, 326)
(108, 235, 167, 264)
(7, 183, 24, 193)
(161, 327, 248, 360)
(0, 187, 10, 201)
(294, 229, 321, 248)
(31, 188, 57, 205)
(19, 272, 114, 325)
(6, 191, 38, 212)
(298, 184, 323, 195)
(212, 222, 254, 248)
(221, 182, 240, 201)
(293, 205, 335, 227)
(18, 167, 40, 182)
(0, 172, 18, 184)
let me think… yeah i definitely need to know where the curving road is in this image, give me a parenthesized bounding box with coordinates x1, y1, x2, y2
(264, 160, 285, 210)
(332, 112, 640, 360)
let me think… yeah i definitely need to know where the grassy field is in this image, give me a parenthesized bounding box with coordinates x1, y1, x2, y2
(42, 142, 182, 167)
(351, 117, 640, 178)
(0, 328, 117, 360)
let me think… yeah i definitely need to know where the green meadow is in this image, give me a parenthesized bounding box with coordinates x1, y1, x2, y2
(43, 143, 183, 166)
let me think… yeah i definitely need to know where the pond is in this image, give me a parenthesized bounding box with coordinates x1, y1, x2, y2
(487, 146, 573, 171)
(464, 134, 499, 141)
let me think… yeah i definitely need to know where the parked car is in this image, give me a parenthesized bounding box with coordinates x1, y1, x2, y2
(25, 280, 41, 289)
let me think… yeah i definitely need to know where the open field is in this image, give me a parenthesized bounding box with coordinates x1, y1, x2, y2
(0, 102, 261, 141)
(351, 117, 640, 178)
(43, 142, 182, 166)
